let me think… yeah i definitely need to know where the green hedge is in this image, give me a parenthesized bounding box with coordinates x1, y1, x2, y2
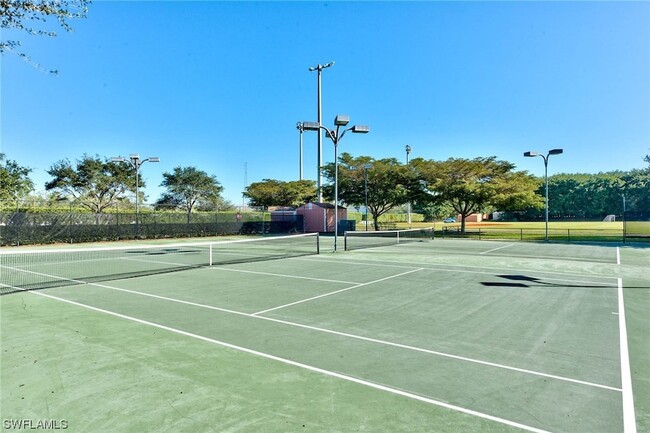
(0, 210, 297, 246)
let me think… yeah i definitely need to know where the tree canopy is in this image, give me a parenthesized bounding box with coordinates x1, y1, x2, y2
(156, 166, 224, 222)
(412, 156, 541, 232)
(45, 154, 136, 213)
(243, 179, 317, 208)
(0, 153, 34, 202)
(1, 0, 91, 73)
(540, 170, 650, 219)
(321, 153, 412, 229)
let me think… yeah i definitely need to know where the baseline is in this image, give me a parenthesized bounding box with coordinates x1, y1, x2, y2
(345, 245, 619, 264)
(295, 256, 618, 287)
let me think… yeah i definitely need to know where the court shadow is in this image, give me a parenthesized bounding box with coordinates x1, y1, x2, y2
(480, 274, 619, 289)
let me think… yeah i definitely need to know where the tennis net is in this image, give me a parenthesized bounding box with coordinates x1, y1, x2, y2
(0, 233, 319, 295)
(344, 228, 434, 251)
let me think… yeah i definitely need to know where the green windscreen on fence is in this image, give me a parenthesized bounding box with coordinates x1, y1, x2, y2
(624, 211, 650, 239)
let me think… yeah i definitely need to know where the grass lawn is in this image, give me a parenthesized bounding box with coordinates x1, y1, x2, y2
(395, 220, 623, 230)
(384, 220, 644, 242)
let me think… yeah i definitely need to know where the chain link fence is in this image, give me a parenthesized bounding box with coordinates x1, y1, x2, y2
(0, 205, 304, 246)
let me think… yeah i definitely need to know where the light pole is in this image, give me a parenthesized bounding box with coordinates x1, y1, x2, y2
(308, 61, 334, 202)
(296, 122, 305, 180)
(363, 163, 371, 231)
(303, 115, 370, 251)
(110, 154, 160, 237)
(524, 148, 563, 241)
(405, 145, 412, 227)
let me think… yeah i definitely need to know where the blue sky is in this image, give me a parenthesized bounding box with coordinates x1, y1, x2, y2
(2, 1, 649, 205)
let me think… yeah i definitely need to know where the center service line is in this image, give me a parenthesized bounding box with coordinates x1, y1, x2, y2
(250, 268, 424, 316)
(479, 243, 515, 255)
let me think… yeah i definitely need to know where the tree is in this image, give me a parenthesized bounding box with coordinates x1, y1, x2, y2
(0, 153, 34, 203)
(45, 154, 135, 213)
(414, 157, 541, 233)
(1, 0, 91, 74)
(544, 172, 641, 219)
(621, 168, 650, 211)
(243, 179, 317, 209)
(157, 166, 224, 223)
(321, 153, 412, 230)
(195, 197, 236, 212)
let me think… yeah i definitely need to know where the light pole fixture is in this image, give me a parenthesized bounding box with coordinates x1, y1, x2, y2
(405, 145, 412, 227)
(524, 148, 563, 241)
(296, 122, 305, 180)
(110, 154, 160, 237)
(308, 61, 335, 202)
(303, 115, 370, 251)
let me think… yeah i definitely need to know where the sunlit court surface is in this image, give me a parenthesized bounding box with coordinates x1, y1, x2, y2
(1, 235, 648, 433)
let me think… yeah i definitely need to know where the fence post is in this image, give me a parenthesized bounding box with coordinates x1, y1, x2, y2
(68, 203, 72, 244)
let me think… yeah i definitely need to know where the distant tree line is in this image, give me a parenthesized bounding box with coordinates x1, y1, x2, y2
(2, 151, 649, 232)
(526, 169, 649, 220)
(1, 154, 234, 222)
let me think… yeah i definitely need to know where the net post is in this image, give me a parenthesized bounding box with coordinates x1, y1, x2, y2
(396, 231, 400, 244)
(316, 233, 320, 254)
(209, 243, 213, 266)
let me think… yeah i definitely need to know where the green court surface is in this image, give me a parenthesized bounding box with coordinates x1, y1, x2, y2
(1, 237, 648, 432)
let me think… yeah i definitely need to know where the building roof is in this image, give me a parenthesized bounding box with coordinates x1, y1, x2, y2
(297, 202, 346, 210)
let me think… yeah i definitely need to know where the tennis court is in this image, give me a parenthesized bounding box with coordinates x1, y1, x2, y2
(1, 234, 648, 432)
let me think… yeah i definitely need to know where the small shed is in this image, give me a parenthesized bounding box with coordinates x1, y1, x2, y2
(270, 207, 298, 222)
(297, 202, 347, 233)
(458, 213, 488, 223)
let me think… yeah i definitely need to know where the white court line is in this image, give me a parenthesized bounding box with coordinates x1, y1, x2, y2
(251, 268, 424, 316)
(122, 256, 361, 285)
(3, 259, 622, 392)
(618, 277, 637, 433)
(6, 274, 618, 392)
(204, 266, 359, 285)
(480, 243, 515, 255)
(19, 288, 552, 433)
(342, 248, 618, 264)
(295, 256, 618, 287)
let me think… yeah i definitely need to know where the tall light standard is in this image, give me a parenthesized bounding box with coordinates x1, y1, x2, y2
(303, 115, 370, 251)
(308, 61, 335, 202)
(110, 154, 160, 237)
(296, 122, 305, 180)
(405, 145, 412, 227)
(363, 163, 372, 231)
(524, 148, 563, 241)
